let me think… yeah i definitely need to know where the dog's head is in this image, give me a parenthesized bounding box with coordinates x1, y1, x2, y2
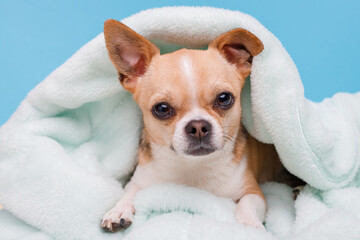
(104, 20, 263, 157)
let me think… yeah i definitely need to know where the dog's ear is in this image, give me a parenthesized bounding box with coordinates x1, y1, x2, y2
(104, 19, 159, 93)
(209, 28, 263, 78)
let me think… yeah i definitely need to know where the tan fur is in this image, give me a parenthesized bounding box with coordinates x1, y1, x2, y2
(247, 135, 304, 187)
(102, 20, 298, 232)
(137, 128, 152, 165)
(247, 136, 283, 183)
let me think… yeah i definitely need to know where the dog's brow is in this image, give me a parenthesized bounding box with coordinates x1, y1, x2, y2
(160, 92, 172, 99)
(209, 74, 221, 88)
(210, 79, 233, 94)
(150, 92, 173, 103)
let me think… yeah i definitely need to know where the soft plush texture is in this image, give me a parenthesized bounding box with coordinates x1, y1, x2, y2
(0, 6, 360, 240)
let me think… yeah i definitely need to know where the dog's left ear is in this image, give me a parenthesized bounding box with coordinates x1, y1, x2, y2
(209, 28, 264, 78)
(104, 19, 159, 93)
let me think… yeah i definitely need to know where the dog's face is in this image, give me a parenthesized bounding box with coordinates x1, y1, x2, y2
(104, 20, 263, 157)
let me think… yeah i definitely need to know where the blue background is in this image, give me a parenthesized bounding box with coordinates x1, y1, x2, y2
(1, 0, 359, 125)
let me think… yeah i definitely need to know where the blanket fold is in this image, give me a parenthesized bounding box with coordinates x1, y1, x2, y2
(0, 6, 359, 240)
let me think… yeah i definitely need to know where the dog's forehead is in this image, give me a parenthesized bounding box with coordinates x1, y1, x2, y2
(148, 49, 235, 92)
(158, 48, 220, 76)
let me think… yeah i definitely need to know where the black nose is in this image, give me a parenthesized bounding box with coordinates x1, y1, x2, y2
(185, 120, 212, 140)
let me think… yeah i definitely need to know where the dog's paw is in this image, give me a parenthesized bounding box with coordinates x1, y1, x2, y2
(101, 204, 135, 232)
(236, 215, 265, 230)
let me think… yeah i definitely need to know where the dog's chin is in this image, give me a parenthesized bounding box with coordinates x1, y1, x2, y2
(184, 146, 216, 156)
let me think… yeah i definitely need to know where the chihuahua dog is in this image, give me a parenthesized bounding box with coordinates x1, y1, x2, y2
(101, 19, 301, 232)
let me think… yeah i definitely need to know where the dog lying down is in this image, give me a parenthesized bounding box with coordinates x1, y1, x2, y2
(100, 19, 304, 232)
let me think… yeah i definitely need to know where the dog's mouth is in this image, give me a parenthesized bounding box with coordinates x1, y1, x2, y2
(184, 144, 216, 156)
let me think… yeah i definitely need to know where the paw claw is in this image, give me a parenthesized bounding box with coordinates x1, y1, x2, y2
(102, 218, 132, 232)
(101, 205, 134, 232)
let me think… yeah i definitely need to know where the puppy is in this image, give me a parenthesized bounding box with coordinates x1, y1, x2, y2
(101, 20, 301, 232)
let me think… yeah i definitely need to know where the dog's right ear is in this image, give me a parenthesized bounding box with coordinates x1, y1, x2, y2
(209, 28, 264, 79)
(104, 19, 159, 93)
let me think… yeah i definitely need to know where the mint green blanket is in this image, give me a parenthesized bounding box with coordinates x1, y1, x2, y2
(1, 7, 359, 240)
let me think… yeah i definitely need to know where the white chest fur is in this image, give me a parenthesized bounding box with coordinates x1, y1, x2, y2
(131, 143, 248, 201)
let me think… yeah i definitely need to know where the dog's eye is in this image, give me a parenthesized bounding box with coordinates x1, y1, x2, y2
(215, 92, 234, 109)
(152, 102, 174, 119)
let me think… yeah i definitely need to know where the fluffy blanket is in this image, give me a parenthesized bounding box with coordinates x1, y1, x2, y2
(1, 6, 360, 240)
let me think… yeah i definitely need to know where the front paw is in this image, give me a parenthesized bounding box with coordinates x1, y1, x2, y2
(101, 204, 135, 232)
(236, 215, 265, 230)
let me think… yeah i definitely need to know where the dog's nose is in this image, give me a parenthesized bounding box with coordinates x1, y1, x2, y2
(185, 120, 212, 140)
